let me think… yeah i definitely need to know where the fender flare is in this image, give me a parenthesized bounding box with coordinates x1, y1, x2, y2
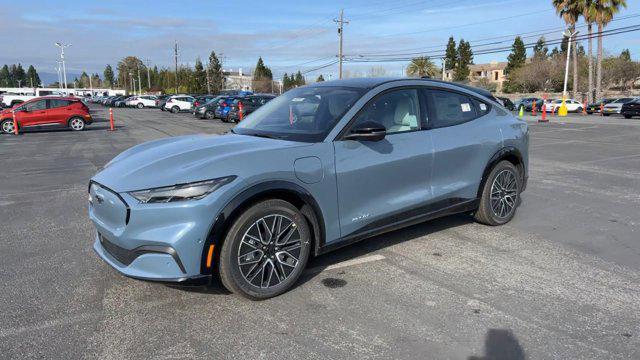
(477, 146, 525, 198)
(199, 180, 325, 275)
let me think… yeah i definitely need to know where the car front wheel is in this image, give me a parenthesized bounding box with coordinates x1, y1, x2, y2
(1, 119, 15, 134)
(205, 110, 214, 119)
(171, 106, 180, 113)
(474, 160, 520, 226)
(218, 199, 312, 300)
(137, 103, 144, 109)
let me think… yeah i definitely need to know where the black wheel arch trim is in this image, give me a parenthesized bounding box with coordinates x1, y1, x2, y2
(478, 146, 526, 198)
(199, 180, 325, 275)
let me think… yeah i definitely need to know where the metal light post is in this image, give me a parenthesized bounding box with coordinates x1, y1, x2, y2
(129, 72, 134, 95)
(137, 65, 142, 95)
(559, 29, 578, 117)
(54, 42, 71, 92)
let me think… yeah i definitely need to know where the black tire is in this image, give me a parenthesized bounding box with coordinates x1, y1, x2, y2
(205, 110, 214, 120)
(137, 103, 144, 109)
(218, 199, 312, 300)
(624, 114, 633, 119)
(474, 160, 521, 226)
(171, 106, 180, 114)
(576, 107, 583, 113)
(68, 117, 85, 131)
(1, 119, 15, 134)
(603, 113, 610, 117)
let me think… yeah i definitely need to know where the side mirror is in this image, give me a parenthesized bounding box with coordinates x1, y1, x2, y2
(344, 121, 386, 142)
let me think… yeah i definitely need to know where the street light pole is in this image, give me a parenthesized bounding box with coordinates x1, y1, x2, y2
(559, 29, 578, 117)
(54, 42, 71, 93)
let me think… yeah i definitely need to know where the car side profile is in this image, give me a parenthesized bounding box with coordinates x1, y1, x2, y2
(547, 99, 583, 113)
(227, 94, 276, 122)
(89, 78, 528, 299)
(1, 96, 92, 134)
(164, 95, 195, 113)
(602, 97, 636, 116)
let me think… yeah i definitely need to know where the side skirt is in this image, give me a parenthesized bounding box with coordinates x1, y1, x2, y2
(317, 198, 479, 255)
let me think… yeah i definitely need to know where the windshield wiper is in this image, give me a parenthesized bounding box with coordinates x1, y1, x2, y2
(250, 133, 283, 140)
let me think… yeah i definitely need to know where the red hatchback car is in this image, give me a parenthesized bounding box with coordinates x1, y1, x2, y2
(0, 97, 92, 134)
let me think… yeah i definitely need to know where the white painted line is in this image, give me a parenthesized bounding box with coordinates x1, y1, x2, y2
(306, 254, 386, 274)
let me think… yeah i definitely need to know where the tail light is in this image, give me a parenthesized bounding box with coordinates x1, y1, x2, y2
(221, 102, 228, 107)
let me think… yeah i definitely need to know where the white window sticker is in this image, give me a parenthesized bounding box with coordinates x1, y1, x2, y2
(461, 103, 472, 112)
(479, 103, 487, 111)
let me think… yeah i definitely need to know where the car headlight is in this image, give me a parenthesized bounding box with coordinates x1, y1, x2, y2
(128, 176, 236, 204)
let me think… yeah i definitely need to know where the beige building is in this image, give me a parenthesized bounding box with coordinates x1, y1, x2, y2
(444, 61, 507, 91)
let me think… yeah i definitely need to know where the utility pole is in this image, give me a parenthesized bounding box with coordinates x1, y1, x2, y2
(89, 73, 92, 95)
(441, 58, 446, 81)
(559, 29, 578, 117)
(174, 41, 179, 94)
(137, 66, 142, 94)
(129, 72, 134, 95)
(145, 59, 152, 90)
(56, 62, 62, 90)
(334, 9, 349, 79)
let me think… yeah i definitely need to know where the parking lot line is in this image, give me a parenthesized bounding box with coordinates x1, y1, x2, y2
(306, 254, 386, 274)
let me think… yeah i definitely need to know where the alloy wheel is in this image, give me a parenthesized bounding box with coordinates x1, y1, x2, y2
(2, 120, 14, 133)
(490, 169, 518, 218)
(237, 214, 302, 289)
(70, 118, 85, 131)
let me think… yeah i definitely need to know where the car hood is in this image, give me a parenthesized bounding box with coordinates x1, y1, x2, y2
(92, 133, 309, 192)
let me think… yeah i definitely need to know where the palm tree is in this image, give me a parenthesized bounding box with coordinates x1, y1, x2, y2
(581, 0, 597, 102)
(553, 0, 582, 100)
(594, 0, 627, 100)
(406, 57, 439, 78)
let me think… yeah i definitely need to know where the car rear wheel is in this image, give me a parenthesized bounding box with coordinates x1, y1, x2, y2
(171, 106, 180, 114)
(603, 113, 610, 117)
(474, 160, 520, 226)
(137, 103, 144, 109)
(576, 107, 583, 113)
(68, 117, 85, 131)
(205, 110, 214, 119)
(624, 114, 633, 119)
(1, 119, 15, 134)
(218, 199, 311, 300)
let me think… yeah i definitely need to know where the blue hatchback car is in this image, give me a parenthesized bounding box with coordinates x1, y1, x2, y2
(89, 78, 529, 299)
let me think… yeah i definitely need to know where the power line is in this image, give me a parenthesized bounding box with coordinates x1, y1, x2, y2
(353, 12, 640, 57)
(344, 24, 640, 63)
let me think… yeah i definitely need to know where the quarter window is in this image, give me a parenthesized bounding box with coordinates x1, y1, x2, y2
(351, 89, 420, 135)
(427, 90, 476, 128)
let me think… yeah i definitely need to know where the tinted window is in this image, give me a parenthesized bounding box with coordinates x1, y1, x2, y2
(350, 89, 420, 135)
(428, 90, 476, 128)
(48, 99, 71, 108)
(25, 100, 47, 111)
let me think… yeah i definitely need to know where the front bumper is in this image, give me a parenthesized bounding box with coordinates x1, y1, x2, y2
(603, 108, 621, 114)
(89, 181, 224, 283)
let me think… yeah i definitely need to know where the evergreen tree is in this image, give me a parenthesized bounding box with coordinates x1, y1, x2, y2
(26, 65, 41, 87)
(316, 74, 325, 82)
(206, 51, 224, 93)
(103, 64, 115, 88)
(11, 64, 27, 86)
(620, 49, 631, 61)
(91, 73, 102, 88)
(80, 71, 90, 88)
(0, 65, 10, 87)
(453, 39, 473, 82)
(505, 36, 527, 74)
(445, 36, 457, 71)
(533, 36, 548, 59)
(193, 58, 207, 93)
(282, 72, 290, 90)
(294, 71, 305, 86)
(252, 57, 273, 93)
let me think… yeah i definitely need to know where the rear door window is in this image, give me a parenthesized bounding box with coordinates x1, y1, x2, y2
(48, 99, 71, 108)
(426, 89, 477, 128)
(25, 100, 47, 111)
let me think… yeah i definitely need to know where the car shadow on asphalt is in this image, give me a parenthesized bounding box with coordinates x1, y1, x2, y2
(170, 213, 474, 297)
(296, 213, 474, 287)
(468, 328, 526, 360)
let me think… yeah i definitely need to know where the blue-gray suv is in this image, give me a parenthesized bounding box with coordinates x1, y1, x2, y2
(89, 78, 529, 299)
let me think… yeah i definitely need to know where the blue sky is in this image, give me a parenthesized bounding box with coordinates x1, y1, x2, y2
(1, 0, 639, 81)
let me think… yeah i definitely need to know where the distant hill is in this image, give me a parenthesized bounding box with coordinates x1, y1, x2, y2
(39, 72, 83, 87)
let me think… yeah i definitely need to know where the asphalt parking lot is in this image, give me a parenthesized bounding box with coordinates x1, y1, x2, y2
(1, 106, 639, 359)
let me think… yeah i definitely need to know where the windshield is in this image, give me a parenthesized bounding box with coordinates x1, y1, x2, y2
(233, 86, 364, 142)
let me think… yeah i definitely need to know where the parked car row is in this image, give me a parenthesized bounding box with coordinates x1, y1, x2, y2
(192, 94, 275, 122)
(510, 96, 640, 116)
